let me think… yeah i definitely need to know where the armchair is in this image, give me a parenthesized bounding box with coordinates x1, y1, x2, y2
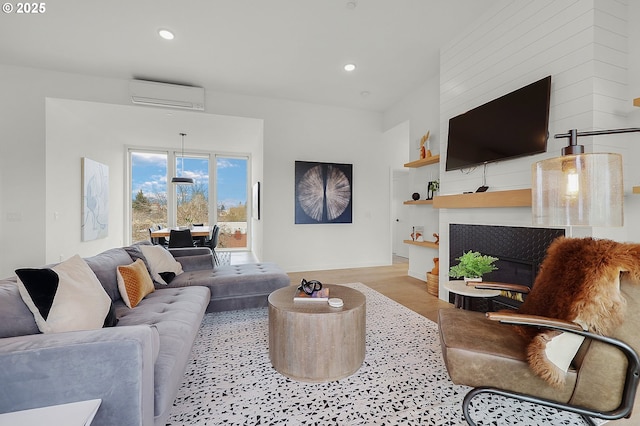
(438, 237, 640, 425)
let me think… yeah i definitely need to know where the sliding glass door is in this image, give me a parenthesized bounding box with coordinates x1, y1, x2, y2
(216, 156, 248, 249)
(175, 155, 209, 227)
(129, 150, 250, 248)
(130, 151, 168, 243)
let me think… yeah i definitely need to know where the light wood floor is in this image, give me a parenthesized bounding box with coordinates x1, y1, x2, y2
(230, 252, 638, 423)
(228, 251, 453, 323)
(286, 258, 454, 323)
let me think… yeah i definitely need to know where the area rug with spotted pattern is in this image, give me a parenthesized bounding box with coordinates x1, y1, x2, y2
(166, 282, 598, 425)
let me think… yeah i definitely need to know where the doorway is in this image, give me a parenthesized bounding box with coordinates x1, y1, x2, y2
(392, 170, 410, 259)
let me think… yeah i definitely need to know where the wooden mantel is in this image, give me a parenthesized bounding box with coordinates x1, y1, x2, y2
(433, 189, 532, 209)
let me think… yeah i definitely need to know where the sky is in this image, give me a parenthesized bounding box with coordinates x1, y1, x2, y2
(131, 152, 248, 207)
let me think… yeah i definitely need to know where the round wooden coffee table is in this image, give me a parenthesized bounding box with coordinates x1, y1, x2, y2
(268, 284, 366, 382)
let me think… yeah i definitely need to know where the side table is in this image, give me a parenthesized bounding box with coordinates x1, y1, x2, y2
(0, 399, 101, 426)
(444, 280, 501, 310)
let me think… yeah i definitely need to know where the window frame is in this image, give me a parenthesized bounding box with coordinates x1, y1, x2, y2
(125, 147, 251, 249)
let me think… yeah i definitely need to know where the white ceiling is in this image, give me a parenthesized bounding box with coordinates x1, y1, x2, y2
(0, 0, 498, 112)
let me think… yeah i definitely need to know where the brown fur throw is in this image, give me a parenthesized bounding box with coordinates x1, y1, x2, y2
(516, 237, 640, 387)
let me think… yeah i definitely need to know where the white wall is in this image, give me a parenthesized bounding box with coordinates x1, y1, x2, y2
(382, 1, 640, 298)
(437, 0, 638, 299)
(383, 76, 441, 281)
(44, 98, 263, 264)
(622, 0, 640, 243)
(0, 64, 389, 277)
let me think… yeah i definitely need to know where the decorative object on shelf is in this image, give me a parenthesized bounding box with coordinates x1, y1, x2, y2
(449, 250, 498, 281)
(427, 180, 439, 200)
(172, 132, 194, 185)
(419, 130, 431, 159)
(412, 192, 420, 201)
(295, 161, 353, 224)
(410, 226, 424, 242)
(433, 233, 440, 245)
(532, 127, 640, 227)
(431, 257, 439, 274)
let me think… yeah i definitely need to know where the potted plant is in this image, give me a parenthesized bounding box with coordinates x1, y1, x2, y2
(427, 180, 439, 200)
(449, 250, 498, 281)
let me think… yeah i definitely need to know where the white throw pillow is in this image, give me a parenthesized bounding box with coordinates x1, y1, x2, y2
(139, 245, 183, 285)
(16, 255, 115, 334)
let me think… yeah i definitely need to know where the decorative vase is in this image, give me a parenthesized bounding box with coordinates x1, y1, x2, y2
(430, 257, 439, 274)
(412, 192, 420, 201)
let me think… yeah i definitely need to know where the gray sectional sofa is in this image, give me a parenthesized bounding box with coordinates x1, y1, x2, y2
(0, 242, 290, 426)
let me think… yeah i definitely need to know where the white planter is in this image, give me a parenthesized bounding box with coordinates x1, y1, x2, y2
(464, 277, 483, 283)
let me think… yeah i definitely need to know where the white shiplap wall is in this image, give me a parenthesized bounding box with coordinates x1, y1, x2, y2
(436, 0, 631, 299)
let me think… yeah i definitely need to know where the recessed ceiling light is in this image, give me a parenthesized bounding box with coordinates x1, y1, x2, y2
(158, 29, 175, 40)
(344, 63, 356, 72)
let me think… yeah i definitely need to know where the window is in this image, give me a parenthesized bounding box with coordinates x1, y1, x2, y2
(175, 155, 209, 227)
(130, 151, 168, 243)
(129, 150, 250, 249)
(216, 156, 248, 249)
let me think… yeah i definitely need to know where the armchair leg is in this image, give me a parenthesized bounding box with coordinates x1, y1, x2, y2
(463, 387, 598, 426)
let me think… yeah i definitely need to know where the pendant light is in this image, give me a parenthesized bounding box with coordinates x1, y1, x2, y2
(532, 128, 640, 227)
(171, 132, 194, 185)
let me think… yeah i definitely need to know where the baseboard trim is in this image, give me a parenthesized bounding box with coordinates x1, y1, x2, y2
(407, 269, 427, 282)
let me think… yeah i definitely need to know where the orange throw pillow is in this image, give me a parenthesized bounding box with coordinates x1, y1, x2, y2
(116, 259, 155, 308)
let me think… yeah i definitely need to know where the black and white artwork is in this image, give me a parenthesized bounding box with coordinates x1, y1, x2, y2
(295, 161, 352, 224)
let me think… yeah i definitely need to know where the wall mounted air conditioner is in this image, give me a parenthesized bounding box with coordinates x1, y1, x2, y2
(129, 80, 205, 110)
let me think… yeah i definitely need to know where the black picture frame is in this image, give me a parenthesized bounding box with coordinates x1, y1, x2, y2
(295, 161, 353, 224)
(252, 181, 261, 220)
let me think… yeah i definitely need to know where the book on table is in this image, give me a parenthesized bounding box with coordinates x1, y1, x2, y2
(294, 287, 330, 301)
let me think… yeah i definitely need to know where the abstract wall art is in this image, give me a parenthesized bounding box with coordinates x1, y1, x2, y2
(81, 157, 109, 241)
(295, 161, 352, 224)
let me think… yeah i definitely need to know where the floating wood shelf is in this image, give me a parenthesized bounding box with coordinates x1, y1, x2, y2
(403, 240, 439, 249)
(433, 189, 532, 209)
(403, 155, 440, 168)
(633, 186, 640, 194)
(634, 98, 640, 107)
(403, 199, 434, 205)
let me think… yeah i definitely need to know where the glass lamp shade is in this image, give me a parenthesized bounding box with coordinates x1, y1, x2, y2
(532, 153, 623, 227)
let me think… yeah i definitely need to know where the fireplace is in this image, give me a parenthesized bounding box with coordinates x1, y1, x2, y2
(449, 224, 565, 311)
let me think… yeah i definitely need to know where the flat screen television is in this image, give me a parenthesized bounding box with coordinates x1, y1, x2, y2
(445, 75, 551, 171)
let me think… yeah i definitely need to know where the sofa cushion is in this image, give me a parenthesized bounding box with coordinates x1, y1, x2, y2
(117, 259, 155, 308)
(123, 241, 153, 273)
(16, 255, 117, 334)
(166, 263, 290, 309)
(0, 280, 40, 338)
(85, 248, 134, 302)
(139, 245, 183, 285)
(114, 286, 210, 420)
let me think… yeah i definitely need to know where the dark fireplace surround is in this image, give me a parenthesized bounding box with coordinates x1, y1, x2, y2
(449, 224, 565, 311)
